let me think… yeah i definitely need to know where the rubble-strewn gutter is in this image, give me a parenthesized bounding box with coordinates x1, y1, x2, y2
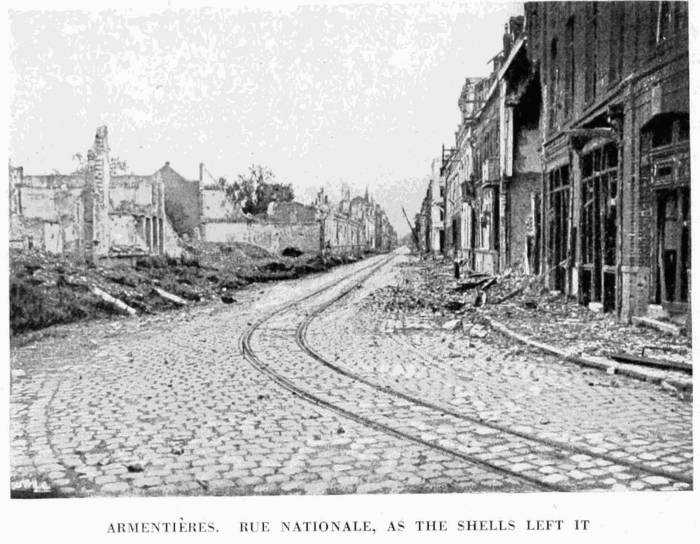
(482, 315, 693, 395)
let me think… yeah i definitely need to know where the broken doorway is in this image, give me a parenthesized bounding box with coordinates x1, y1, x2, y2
(645, 113, 690, 315)
(656, 187, 690, 311)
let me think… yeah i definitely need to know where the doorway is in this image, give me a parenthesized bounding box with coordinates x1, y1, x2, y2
(656, 187, 690, 311)
(547, 165, 569, 291)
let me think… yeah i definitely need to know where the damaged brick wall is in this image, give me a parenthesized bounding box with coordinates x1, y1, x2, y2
(9, 168, 85, 256)
(202, 220, 319, 254)
(160, 162, 200, 238)
(10, 126, 182, 262)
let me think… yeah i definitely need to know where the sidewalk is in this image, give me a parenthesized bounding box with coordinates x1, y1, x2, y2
(477, 273, 692, 395)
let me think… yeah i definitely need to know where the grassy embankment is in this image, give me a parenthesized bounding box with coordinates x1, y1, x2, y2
(10, 242, 365, 335)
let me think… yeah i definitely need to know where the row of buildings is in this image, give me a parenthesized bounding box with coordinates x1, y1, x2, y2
(416, 1, 689, 324)
(9, 126, 397, 263)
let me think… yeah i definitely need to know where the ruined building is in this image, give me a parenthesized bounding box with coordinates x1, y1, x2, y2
(417, 158, 445, 257)
(430, 1, 689, 325)
(9, 127, 398, 263)
(315, 187, 396, 255)
(9, 126, 181, 263)
(440, 16, 540, 276)
(158, 162, 396, 256)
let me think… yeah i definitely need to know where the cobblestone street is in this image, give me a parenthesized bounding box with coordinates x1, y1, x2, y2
(10, 251, 693, 497)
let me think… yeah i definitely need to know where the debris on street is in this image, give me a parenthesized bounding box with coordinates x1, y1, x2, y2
(362, 259, 692, 379)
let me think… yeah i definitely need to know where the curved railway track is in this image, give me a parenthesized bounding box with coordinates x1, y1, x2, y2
(241, 253, 558, 491)
(241, 252, 691, 492)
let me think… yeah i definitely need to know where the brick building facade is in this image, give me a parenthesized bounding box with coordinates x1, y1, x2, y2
(527, 1, 689, 322)
(424, 1, 689, 325)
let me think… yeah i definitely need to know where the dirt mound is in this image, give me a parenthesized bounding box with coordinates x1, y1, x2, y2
(10, 245, 368, 336)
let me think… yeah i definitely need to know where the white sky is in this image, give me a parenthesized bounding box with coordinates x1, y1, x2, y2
(9, 1, 522, 237)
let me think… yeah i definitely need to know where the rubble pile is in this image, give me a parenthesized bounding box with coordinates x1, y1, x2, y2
(366, 259, 691, 369)
(10, 243, 363, 335)
(477, 270, 691, 366)
(363, 262, 471, 317)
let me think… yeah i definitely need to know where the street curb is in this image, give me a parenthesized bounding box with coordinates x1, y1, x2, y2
(482, 316, 693, 394)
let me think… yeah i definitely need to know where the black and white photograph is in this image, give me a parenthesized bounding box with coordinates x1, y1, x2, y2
(4, 0, 696, 540)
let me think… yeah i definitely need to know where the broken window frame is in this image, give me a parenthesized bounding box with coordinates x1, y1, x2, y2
(564, 16, 575, 118)
(608, 2, 625, 86)
(579, 143, 619, 310)
(548, 37, 559, 132)
(584, 3, 598, 105)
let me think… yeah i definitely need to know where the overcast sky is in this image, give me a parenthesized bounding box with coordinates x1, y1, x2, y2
(9, 1, 521, 237)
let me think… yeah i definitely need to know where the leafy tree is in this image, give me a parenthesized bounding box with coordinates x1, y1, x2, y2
(221, 164, 294, 215)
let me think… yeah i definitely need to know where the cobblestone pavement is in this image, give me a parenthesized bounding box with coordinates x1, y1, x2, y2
(10, 252, 692, 497)
(305, 254, 693, 492)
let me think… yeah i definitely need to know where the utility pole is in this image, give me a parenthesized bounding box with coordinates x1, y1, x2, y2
(401, 207, 420, 251)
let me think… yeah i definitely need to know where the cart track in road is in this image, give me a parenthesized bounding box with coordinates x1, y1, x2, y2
(240, 252, 559, 492)
(292, 259, 692, 491)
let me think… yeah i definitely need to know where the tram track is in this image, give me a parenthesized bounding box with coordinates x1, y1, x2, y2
(240, 252, 559, 492)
